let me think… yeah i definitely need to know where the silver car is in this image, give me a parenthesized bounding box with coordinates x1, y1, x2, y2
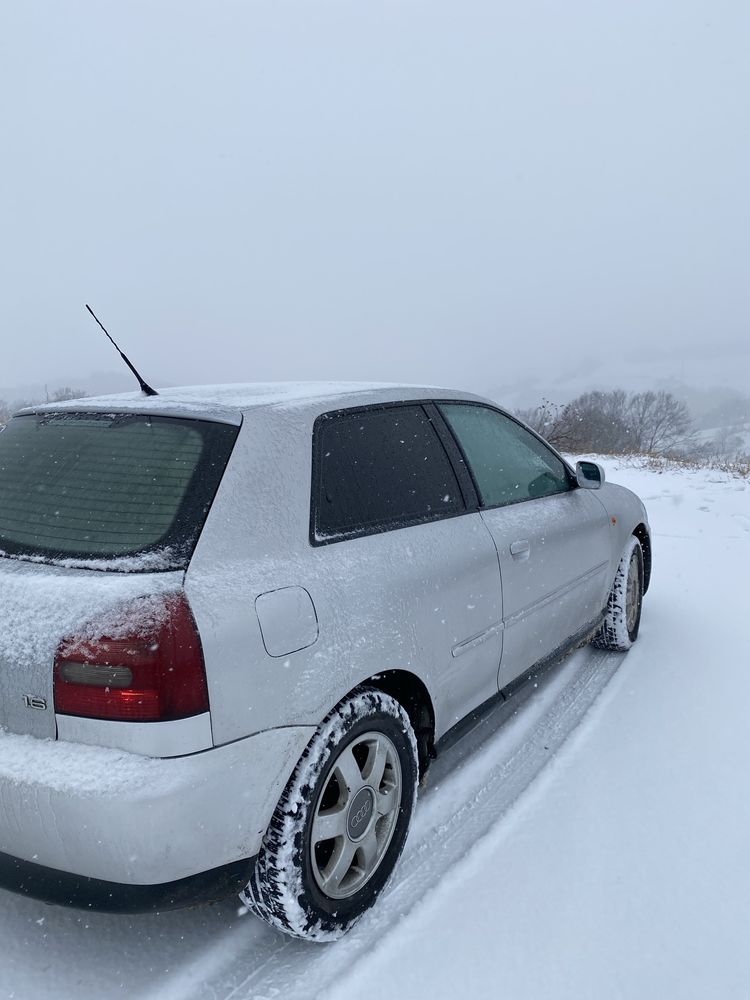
(0, 382, 650, 940)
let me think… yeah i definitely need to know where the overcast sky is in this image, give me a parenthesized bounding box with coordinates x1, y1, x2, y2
(2, 1, 749, 401)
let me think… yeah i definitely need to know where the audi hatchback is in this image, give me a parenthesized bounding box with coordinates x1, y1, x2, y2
(0, 383, 650, 940)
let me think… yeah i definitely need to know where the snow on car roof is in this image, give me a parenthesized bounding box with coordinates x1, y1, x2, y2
(20, 381, 479, 424)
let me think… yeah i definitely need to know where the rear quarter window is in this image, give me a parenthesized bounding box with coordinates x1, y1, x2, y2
(312, 404, 465, 542)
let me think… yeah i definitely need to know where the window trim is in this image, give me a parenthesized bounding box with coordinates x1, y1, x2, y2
(434, 400, 577, 512)
(422, 403, 480, 508)
(309, 401, 476, 547)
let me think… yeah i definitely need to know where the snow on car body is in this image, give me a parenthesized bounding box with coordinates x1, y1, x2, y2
(0, 382, 650, 937)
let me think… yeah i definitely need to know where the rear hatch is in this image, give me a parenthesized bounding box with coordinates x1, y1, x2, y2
(0, 561, 186, 738)
(0, 409, 238, 742)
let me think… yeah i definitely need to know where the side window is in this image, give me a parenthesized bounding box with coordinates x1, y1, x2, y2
(438, 403, 571, 508)
(313, 405, 464, 541)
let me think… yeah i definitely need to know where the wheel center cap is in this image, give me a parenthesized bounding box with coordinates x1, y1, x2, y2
(347, 786, 376, 842)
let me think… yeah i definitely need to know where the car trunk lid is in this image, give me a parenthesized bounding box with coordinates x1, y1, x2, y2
(0, 557, 184, 739)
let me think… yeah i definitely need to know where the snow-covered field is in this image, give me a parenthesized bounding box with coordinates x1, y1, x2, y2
(1, 458, 748, 999)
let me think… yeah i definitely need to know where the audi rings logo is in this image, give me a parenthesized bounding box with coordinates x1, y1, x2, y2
(351, 799, 372, 829)
(347, 788, 375, 839)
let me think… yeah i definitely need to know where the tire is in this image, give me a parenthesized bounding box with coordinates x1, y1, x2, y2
(241, 687, 419, 942)
(593, 536, 644, 651)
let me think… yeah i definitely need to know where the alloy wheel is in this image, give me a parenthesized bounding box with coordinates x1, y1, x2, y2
(310, 731, 402, 900)
(626, 551, 641, 634)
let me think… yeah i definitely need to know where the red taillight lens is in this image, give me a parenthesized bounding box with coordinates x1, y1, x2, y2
(54, 593, 209, 722)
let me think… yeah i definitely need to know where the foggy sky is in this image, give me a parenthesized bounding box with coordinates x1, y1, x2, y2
(2, 1, 749, 401)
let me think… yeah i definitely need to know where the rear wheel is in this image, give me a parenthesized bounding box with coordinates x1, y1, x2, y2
(593, 536, 644, 651)
(242, 688, 418, 941)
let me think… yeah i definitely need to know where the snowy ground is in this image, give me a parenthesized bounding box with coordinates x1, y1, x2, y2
(1, 458, 748, 999)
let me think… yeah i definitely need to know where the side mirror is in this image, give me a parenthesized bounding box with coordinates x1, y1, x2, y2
(575, 460, 605, 490)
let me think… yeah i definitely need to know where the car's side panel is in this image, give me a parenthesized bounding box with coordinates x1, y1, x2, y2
(187, 402, 651, 752)
(594, 482, 650, 554)
(306, 512, 504, 735)
(187, 405, 504, 746)
(480, 489, 612, 688)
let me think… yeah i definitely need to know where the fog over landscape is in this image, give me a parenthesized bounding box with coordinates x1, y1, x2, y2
(2, 1, 749, 415)
(4, 6, 750, 999)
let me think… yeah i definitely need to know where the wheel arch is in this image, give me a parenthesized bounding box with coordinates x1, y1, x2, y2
(633, 522, 652, 593)
(362, 669, 435, 778)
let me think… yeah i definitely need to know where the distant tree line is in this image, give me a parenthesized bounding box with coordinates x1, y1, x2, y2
(0, 387, 87, 428)
(517, 389, 695, 457)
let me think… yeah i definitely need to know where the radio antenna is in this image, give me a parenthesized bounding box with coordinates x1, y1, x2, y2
(85, 304, 158, 396)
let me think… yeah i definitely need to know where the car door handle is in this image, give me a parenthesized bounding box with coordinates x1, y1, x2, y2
(510, 539, 530, 560)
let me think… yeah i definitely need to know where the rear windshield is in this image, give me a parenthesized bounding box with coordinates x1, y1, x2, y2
(0, 412, 238, 570)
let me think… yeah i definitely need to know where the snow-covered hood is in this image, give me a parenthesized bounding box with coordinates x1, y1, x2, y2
(0, 557, 183, 740)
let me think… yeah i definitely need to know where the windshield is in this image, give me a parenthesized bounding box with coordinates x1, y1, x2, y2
(0, 412, 238, 569)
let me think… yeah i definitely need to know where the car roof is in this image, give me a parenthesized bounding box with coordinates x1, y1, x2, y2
(20, 382, 489, 425)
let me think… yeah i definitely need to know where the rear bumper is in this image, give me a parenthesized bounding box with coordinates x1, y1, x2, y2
(0, 850, 257, 912)
(0, 724, 314, 889)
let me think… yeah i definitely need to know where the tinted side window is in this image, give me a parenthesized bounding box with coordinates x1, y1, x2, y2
(313, 405, 464, 540)
(439, 404, 571, 508)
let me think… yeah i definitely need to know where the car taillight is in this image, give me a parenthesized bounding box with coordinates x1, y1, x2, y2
(54, 593, 209, 723)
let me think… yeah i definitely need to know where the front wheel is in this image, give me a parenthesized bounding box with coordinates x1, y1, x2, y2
(242, 688, 418, 941)
(593, 536, 644, 651)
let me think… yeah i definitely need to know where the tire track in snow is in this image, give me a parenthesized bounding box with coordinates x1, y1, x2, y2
(174, 647, 624, 1000)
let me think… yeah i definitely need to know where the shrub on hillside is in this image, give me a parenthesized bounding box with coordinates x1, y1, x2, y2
(517, 389, 695, 457)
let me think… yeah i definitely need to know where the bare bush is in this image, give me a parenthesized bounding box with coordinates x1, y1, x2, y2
(516, 398, 564, 439)
(0, 387, 88, 427)
(48, 386, 87, 403)
(0, 398, 36, 428)
(517, 388, 694, 457)
(627, 390, 693, 454)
